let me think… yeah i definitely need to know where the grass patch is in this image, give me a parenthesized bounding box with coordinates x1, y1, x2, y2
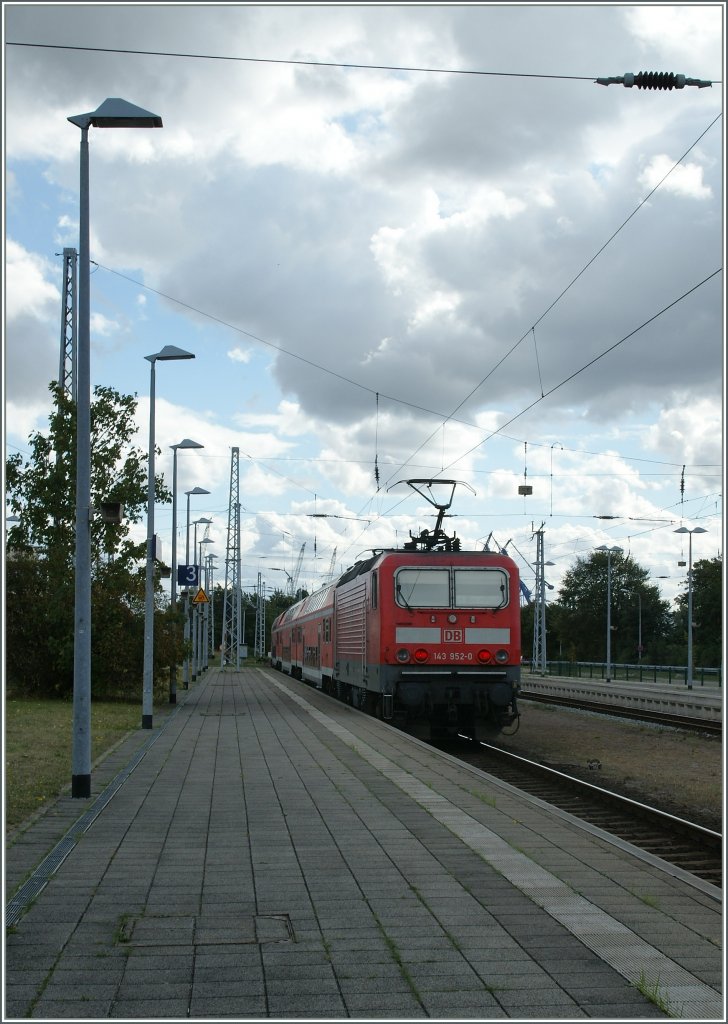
(5, 698, 141, 829)
(633, 970, 672, 1015)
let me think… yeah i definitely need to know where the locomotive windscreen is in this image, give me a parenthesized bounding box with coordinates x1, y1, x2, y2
(394, 566, 509, 609)
(453, 568, 508, 608)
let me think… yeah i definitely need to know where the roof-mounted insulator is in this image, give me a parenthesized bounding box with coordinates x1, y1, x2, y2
(595, 72, 712, 90)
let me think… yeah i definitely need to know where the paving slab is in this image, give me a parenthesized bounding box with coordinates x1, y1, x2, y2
(5, 666, 723, 1020)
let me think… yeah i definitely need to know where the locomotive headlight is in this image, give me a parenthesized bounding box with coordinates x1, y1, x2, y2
(477, 649, 492, 663)
(448, 614, 457, 624)
(495, 649, 509, 663)
(413, 648, 429, 663)
(396, 649, 410, 663)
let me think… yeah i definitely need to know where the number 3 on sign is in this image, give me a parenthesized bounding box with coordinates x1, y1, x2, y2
(178, 564, 199, 587)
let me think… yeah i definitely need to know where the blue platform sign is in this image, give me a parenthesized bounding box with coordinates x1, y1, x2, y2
(178, 564, 199, 587)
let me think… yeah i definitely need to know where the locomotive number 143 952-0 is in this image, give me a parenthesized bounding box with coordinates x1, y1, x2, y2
(433, 651, 474, 662)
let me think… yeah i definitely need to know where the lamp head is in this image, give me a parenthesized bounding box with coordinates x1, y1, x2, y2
(69, 98, 163, 130)
(146, 345, 194, 364)
(172, 438, 204, 452)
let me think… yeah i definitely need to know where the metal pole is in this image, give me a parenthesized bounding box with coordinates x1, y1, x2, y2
(142, 357, 157, 728)
(183, 493, 191, 688)
(204, 554, 210, 670)
(209, 558, 216, 663)
(197, 536, 204, 675)
(235, 502, 242, 667)
(192, 520, 201, 680)
(539, 558, 547, 674)
(605, 550, 612, 683)
(169, 446, 179, 704)
(203, 556, 209, 670)
(72, 126, 91, 797)
(688, 532, 696, 692)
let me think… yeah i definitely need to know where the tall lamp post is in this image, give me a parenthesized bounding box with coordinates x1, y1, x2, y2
(68, 98, 162, 796)
(674, 526, 707, 689)
(170, 439, 204, 704)
(143, 347, 195, 729)
(183, 488, 210, 688)
(196, 536, 213, 671)
(191, 517, 213, 681)
(596, 545, 623, 682)
(207, 553, 219, 668)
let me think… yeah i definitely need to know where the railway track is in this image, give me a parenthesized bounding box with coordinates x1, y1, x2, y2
(519, 689, 722, 735)
(432, 736, 723, 893)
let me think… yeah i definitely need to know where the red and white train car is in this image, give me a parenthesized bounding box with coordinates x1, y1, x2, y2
(270, 545, 521, 740)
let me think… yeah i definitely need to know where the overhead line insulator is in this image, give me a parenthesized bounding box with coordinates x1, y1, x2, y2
(595, 71, 712, 90)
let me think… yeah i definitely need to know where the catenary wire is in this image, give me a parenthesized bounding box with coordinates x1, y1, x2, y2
(379, 112, 722, 488)
(11, 38, 721, 567)
(3, 41, 627, 81)
(438, 268, 722, 476)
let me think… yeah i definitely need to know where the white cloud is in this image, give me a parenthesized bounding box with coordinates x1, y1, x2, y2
(227, 347, 252, 364)
(90, 311, 120, 337)
(639, 154, 712, 199)
(3, 4, 722, 605)
(5, 240, 59, 323)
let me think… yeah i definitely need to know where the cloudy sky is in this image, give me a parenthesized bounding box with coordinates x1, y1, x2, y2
(3, 2, 724, 616)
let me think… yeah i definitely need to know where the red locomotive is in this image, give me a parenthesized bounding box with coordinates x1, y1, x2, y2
(270, 481, 521, 740)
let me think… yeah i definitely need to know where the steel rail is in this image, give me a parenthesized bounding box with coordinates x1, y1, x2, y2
(441, 736, 722, 890)
(519, 690, 722, 734)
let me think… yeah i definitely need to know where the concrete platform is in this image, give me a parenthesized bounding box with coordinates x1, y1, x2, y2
(4, 667, 723, 1020)
(521, 674, 722, 726)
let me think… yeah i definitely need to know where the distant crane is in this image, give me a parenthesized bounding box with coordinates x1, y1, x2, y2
(323, 547, 338, 585)
(290, 542, 306, 597)
(483, 532, 535, 605)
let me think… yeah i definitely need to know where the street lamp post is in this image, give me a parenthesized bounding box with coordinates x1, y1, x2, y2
(197, 535, 214, 675)
(674, 526, 707, 689)
(68, 98, 162, 796)
(596, 545, 623, 682)
(170, 439, 204, 703)
(191, 517, 212, 681)
(208, 554, 218, 666)
(143, 347, 195, 729)
(183, 489, 210, 688)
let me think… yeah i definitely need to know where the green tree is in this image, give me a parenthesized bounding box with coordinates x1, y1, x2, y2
(5, 382, 172, 698)
(672, 556, 722, 668)
(553, 551, 671, 664)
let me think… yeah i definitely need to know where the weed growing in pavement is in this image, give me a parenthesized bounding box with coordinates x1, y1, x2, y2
(470, 788, 497, 807)
(633, 970, 673, 1015)
(633, 890, 661, 909)
(114, 913, 133, 944)
(372, 911, 423, 1007)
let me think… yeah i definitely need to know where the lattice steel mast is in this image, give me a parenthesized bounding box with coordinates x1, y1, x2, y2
(58, 248, 78, 401)
(531, 524, 547, 675)
(220, 447, 242, 667)
(254, 572, 266, 658)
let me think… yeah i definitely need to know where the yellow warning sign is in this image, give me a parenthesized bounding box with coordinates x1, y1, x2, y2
(192, 588, 209, 605)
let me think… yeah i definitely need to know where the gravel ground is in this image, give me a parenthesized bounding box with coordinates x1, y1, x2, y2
(493, 700, 723, 832)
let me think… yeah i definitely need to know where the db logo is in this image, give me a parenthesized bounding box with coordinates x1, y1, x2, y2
(443, 629, 463, 643)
